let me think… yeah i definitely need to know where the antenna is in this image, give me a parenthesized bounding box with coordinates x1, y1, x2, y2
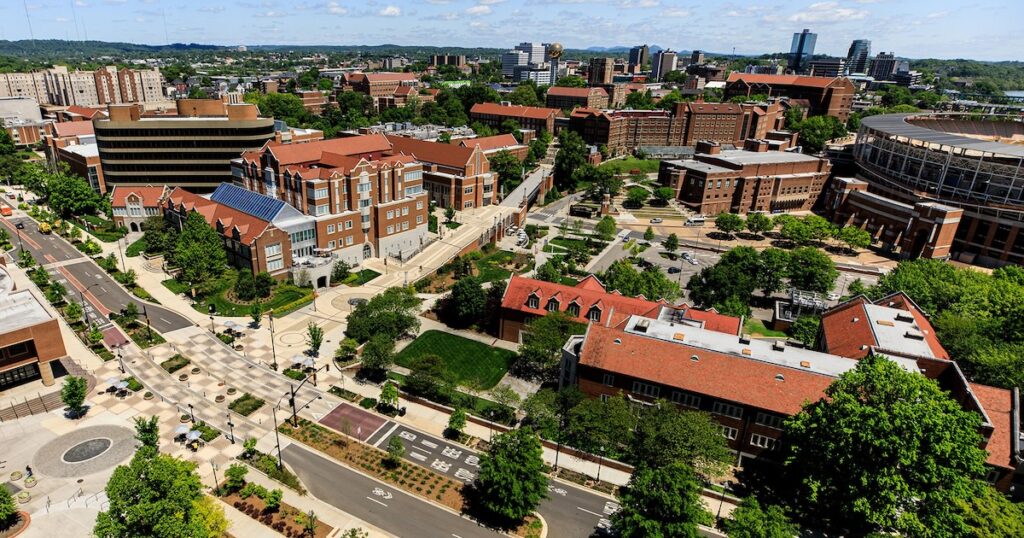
(22, 0, 35, 42)
(162, 8, 170, 46)
(69, 0, 80, 41)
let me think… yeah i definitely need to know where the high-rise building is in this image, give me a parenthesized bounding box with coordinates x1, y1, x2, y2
(588, 58, 614, 86)
(501, 50, 529, 77)
(0, 65, 166, 107)
(809, 58, 846, 78)
(690, 50, 705, 66)
(869, 52, 899, 81)
(515, 42, 548, 65)
(651, 50, 678, 82)
(429, 54, 466, 67)
(846, 39, 871, 74)
(789, 28, 817, 74)
(628, 45, 649, 68)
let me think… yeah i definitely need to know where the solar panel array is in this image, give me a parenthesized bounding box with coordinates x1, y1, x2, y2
(209, 183, 286, 222)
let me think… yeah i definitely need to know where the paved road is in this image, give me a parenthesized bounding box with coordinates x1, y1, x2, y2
(282, 443, 502, 538)
(3, 215, 192, 333)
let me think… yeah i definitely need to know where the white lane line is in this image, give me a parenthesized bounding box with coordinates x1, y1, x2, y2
(576, 506, 604, 518)
(421, 439, 439, 450)
(372, 423, 400, 448)
(452, 535, 464, 538)
(409, 451, 428, 462)
(160, 317, 172, 325)
(365, 496, 388, 507)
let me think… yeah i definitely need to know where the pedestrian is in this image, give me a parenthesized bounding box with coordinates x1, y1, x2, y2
(25, 465, 32, 477)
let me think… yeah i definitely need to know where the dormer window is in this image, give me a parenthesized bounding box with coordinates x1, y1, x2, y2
(567, 302, 580, 317)
(546, 298, 560, 312)
(587, 306, 602, 322)
(526, 294, 539, 309)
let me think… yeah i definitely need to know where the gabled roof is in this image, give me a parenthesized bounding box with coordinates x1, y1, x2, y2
(502, 275, 663, 327)
(461, 134, 522, 152)
(51, 121, 95, 138)
(109, 185, 167, 208)
(969, 383, 1016, 470)
(726, 72, 841, 88)
(64, 105, 106, 119)
(386, 135, 476, 169)
(363, 72, 418, 83)
(165, 187, 270, 246)
(266, 134, 391, 165)
(819, 292, 948, 360)
(578, 323, 834, 416)
(546, 86, 607, 98)
(470, 102, 559, 121)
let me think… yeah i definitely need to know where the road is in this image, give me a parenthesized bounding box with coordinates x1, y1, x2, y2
(282, 443, 502, 538)
(2, 215, 192, 333)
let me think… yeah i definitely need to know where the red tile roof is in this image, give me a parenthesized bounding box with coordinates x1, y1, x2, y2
(267, 134, 391, 165)
(726, 73, 840, 88)
(546, 86, 607, 98)
(109, 185, 167, 208)
(820, 293, 948, 360)
(51, 121, 95, 138)
(364, 72, 419, 83)
(578, 324, 834, 416)
(165, 188, 270, 246)
(386, 135, 477, 169)
(64, 105, 106, 119)
(470, 102, 559, 121)
(461, 134, 522, 152)
(970, 383, 1015, 470)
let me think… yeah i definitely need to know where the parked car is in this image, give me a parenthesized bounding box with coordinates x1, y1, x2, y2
(682, 252, 699, 265)
(827, 293, 841, 301)
(649, 218, 663, 224)
(667, 267, 681, 274)
(15, 221, 25, 229)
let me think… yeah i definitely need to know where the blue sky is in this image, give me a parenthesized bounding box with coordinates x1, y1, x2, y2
(1, 0, 1020, 61)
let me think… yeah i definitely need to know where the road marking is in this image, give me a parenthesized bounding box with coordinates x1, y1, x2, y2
(430, 459, 451, 473)
(409, 451, 428, 462)
(420, 439, 438, 449)
(441, 446, 462, 459)
(372, 423, 400, 447)
(160, 317, 172, 325)
(365, 497, 388, 507)
(399, 430, 417, 442)
(576, 507, 604, 518)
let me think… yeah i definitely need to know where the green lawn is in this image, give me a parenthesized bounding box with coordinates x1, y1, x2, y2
(125, 238, 146, 257)
(599, 156, 661, 175)
(161, 272, 312, 317)
(744, 317, 788, 338)
(474, 250, 515, 283)
(228, 393, 265, 416)
(343, 269, 381, 286)
(394, 330, 515, 390)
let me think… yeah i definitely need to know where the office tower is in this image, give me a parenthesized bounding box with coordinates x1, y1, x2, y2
(690, 50, 705, 66)
(501, 50, 529, 77)
(809, 58, 846, 78)
(628, 45, 649, 68)
(588, 58, 614, 86)
(651, 50, 678, 82)
(789, 28, 817, 74)
(515, 42, 547, 65)
(869, 52, 898, 81)
(846, 39, 871, 74)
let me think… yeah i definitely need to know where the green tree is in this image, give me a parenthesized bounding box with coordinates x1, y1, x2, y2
(517, 311, 586, 382)
(724, 498, 799, 538)
(787, 247, 838, 293)
(0, 485, 15, 528)
(715, 213, 745, 236)
(784, 354, 989, 535)
(687, 246, 760, 311)
(599, 259, 681, 301)
(224, 463, 248, 492)
(446, 407, 467, 438)
(625, 187, 648, 207)
(234, 268, 257, 301)
(488, 150, 522, 188)
(779, 218, 811, 245)
(344, 287, 421, 343)
(360, 334, 395, 375)
(790, 316, 820, 347)
(756, 247, 791, 296)
(955, 485, 1024, 538)
(174, 211, 226, 288)
(254, 272, 274, 298)
(553, 130, 588, 191)
(507, 84, 541, 107)
(64, 301, 83, 325)
(405, 354, 455, 401)
(45, 280, 66, 305)
(473, 427, 548, 524)
(643, 226, 654, 241)
(249, 300, 264, 327)
(334, 337, 359, 364)
(534, 260, 562, 283)
(836, 225, 872, 251)
(61, 375, 87, 418)
(565, 394, 637, 458)
(0, 122, 15, 156)
(578, 164, 622, 200)
(379, 382, 399, 411)
(649, 187, 674, 206)
(632, 403, 731, 478)
(662, 233, 679, 253)
(802, 214, 836, 243)
(133, 415, 160, 449)
(612, 462, 709, 538)
(444, 206, 456, 223)
(795, 115, 847, 153)
(625, 90, 656, 110)
(442, 277, 486, 328)
(554, 75, 587, 87)
(263, 488, 283, 511)
(29, 266, 49, 288)
(47, 171, 102, 218)
(595, 216, 617, 241)
(745, 212, 773, 236)
(95, 449, 222, 538)
(306, 322, 324, 354)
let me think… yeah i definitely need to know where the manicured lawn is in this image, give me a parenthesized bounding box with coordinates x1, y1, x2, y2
(125, 238, 146, 257)
(394, 330, 515, 390)
(161, 272, 313, 317)
(228, 393, 265, 416)
(599, 156, 661, 175)
(160, 354, 191, 373)
(343, 269, 381, 286)
(76, 215, 126, 243)
(744, 317, 788, 338)
(474, 250, 515, 283)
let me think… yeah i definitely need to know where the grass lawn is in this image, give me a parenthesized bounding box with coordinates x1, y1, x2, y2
(228, 393, 265, 416)
(75, 215, 126, 243)
(161, 273, 313, 317)
(160, 354, 191, 373)
(444, 221, 462, 230)
(394, 330, 515, 390)
(125, 238, 146, 257)
(343, 269, 381, 286)
(474, 249, 515, 283)
(599, 156, 661, 175)
(744, 317, 788, 338)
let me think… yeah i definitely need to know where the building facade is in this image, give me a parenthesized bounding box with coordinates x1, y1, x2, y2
(0, 65, 166, 107)
(628, 45, 649, 69)
(387, 136, 497, 210)
(661, 140, 832, 215)
(588, 58, 614, 86)
(57, 143, 106, 193)
(110, 185, 168, 232)
(93, 99, 276, 191)
(469, 102, 558, 134)
(0, 261, 68, 389)
(846, 39, 871, 74)
(809, 58, 846, 78)
(869, 53, 899, 81)
(651, 50, 678, 82)
(545, 87, 609, 110)
(789, 29, 817, 74)
(724, 73, 855, 121)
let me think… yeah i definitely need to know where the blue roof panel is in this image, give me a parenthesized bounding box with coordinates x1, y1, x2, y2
(210, 183, 286, 222)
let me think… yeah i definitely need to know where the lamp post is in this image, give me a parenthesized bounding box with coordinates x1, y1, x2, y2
(596, 445, 605, 484)
(271, 405, 283, 469)
(187, 403, 195, 423)
(226, 413, 235, 444)
(268, 309, 278, 370)
(210, 462, 219, 492)
(117, 237, 126, 273)
(209, 315, 215, 334)
(115, 345, 125, 374)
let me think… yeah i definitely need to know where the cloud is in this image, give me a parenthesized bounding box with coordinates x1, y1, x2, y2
(198, 6, 225, 13)
(378, 5, 401, 16)
(55, 16, 69, 22)
(789, 2, 868, 23)
(74, 0, 88, 6)
(425, 0, 451, 3)
(926, 10, 949, 18)
(661, 8, 690, 17)
(254, 10, 289, 18)
(326, 1, 347, 15)
(478, 0, 505, 4)
(428, 12, 459, 20)
(621, 0, 659, 7)
(466, 5, 492, 15)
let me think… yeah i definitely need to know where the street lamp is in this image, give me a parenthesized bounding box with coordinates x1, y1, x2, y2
(210, 462, 219, 492)
(116, 236, 126, 273)
(115, 345, 125, 374)
(596, 445, 605, 484)
(187, 403, 195, 423)
(226, 413, 235, 444)
(271, 405, 284, 469)
(268, 309, 278, 370)
(209, 315, 215, 334)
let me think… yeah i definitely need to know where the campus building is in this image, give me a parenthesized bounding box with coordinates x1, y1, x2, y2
(110, 185, 168, 232)
(459, 134, 530, 161)
(234, 134, 429, 262)
(387, 135, 498, 210)
(344, 72, 420, 111)
(660, 140, 831, 215)
(0, 260, 68, 389)
(0, 65, 167, 107)
(724, 73, 855, 121)
(469, 102, 559, 134)
(545, 87, 609, 111)
(93, 99, 276, 191)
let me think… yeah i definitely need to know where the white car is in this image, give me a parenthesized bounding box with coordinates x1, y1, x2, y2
(827, 293, 841, 301)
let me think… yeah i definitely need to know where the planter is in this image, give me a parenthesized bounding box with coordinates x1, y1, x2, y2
(215, 395, 226, 403)
(16, 491, 30, 504)
(218, 382, 225, 387)
(179, 374, 189, 382)
(10, 471, 22, 481)
(227, 388, 237, 396)
(24, 476, 36, 488)
(234, 345, 243, 351)
(180, 414, 191, 423)
(143, 391, 154, 400)
(191, 367, 201, 375)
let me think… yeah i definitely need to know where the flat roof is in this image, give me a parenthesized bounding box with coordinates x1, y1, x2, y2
(863, 303, 938, 358)
(861, 113, 1024, 158)
(0, 267, 53, 333)
(62, 143, 99, 158)
(713, 149, 819, 165)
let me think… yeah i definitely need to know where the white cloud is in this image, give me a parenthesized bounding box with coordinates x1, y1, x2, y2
(378, 5, 401, 16)
(74, 0, 89, 6)
(621, 0, 659, 7)
(466, 5, 492, 15)
(479, 0, 505, 4)
(254, 10, 288, 18)
(789, 2, 868, 23)
(55, 16, 69, 22)
(429, 12, 459, 20)
(425, 0, 451, 3)
(326, 1, 347, 15)
(926, 10, 949, 18)
(661, 8, 690, 17)
(198, 6, 225, 13)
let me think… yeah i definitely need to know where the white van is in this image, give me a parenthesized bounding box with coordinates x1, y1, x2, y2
(684, 216, 706, 226)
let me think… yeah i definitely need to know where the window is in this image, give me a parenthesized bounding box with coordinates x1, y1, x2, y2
(631, 381, 660, 398)
(328, 240, 335, 248)
(756, 412, 784, 430)
(464, 201, 473, 208)
(600, 394, 610, 402)
(314, 187, 328, 199)
(545, 298, 559, 311)
(416, 201, 423, 210)
(587, 306, 602, 322)
(345, 220, 353, 230)
(405, 185, 423, 196)
(712, 402, 742, 419)
(526, 295, 539, 309)
(602, 373, 615, 386)
(402, 222, 409, 231)
(326, 224, 335, 234)
(985, 469, 1001, 485)
(671, 391, 701, 408)
(264, 243, 282, 257)
(402, 207, 409, 216)
(267, 259, 284, 271)
(567, 303, 580, 316)
(345, 236, 354, 246)
(386, 225, 394, 234)
(750, 433, 779, 450)
(315, 204, 328, 216)
(720, 426, 738, 440)
(416, 215, 424, 224)
(387, 210, 394, 219)
(404, 170, 423, 182)
(464, 186, 474, 194)
(359, 199, 371, 208)
(357, 182, 371, 193)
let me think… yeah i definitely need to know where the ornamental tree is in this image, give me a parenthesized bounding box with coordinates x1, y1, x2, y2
(611, 462, 710, 538)
(724, 497, 799, 538)
(472, 427, 548, 525)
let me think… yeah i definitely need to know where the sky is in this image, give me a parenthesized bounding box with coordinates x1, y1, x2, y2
(0, 0, 1020, 61)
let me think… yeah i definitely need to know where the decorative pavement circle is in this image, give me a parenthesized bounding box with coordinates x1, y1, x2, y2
(279, 332, 306, 345)
(33, 425, 136, 478)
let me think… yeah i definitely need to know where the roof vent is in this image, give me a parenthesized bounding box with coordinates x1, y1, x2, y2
(775, 374, 785, 381)
(690, 354, 699, 362)
(876, 319, 895, 327)
(895, 313, 914, 323)
(852, 317, 860, 323)
(635, 319, 650, 333)
(739, 336, 751, 345)
(741, 348, 752, 356)
(613, 338, 622, 345)
(772, 342, 785, 352)
(799, 360, 811, 368)
(904, 330, 925, 341)
(673, 332, 686, 341)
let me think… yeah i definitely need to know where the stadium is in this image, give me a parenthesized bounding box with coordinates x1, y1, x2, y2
(832, 113, 1024, 266)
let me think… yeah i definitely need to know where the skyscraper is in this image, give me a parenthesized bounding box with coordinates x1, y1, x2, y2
(501, 50, 528, 77)
(690, 50, 705, 66)
(789, 28, 817, 74)
(846, 39, 871, 74)
(588, 58, 614, 86)
(651, 50, 678, 82)
(628, 45, 649, 68)
(515, 42, 547, 65)
(869, 52, 898, 81)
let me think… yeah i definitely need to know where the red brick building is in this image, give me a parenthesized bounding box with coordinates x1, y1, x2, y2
(387, 135, 497, 210)
(110, 185, 167, 232)
(346, 72, 419, 111)
(0, 260, 68, 389)
(459, 134, 530, 161)
(469, 102, 558, 134)
(724, 73, 855, 121)
(545, 86, 609, 111)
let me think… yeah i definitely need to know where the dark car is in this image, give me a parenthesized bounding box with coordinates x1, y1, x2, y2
(668, 267, 681, 274)
(15, 221, 24, 229)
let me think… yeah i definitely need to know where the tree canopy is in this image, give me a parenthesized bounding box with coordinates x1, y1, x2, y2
(516, 311, 585, 382)
(473, 427, 548, 525)
(344, 286, 422, 343)
(599, 259, 681, 301)
(612, 462, 710, 538)
(553, 130, 588, 191)
(174, 211, 226, 288)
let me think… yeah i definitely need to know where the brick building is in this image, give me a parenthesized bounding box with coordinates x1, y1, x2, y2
(545, 86, 609, 111)
(724, 73, 855, 121)
(387, 136, 497, 210)
(109, 185, 168, 232)
(295, 90, 327, 114)
(0, 260, 68, 389)
(469, 102, 558, 134)
(660, 141, 832, 215)
(346, 72, 419, 111)
(57, 143, 106, 193)
(234, 134, 429, 262)
(460, 134, 530, 161)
